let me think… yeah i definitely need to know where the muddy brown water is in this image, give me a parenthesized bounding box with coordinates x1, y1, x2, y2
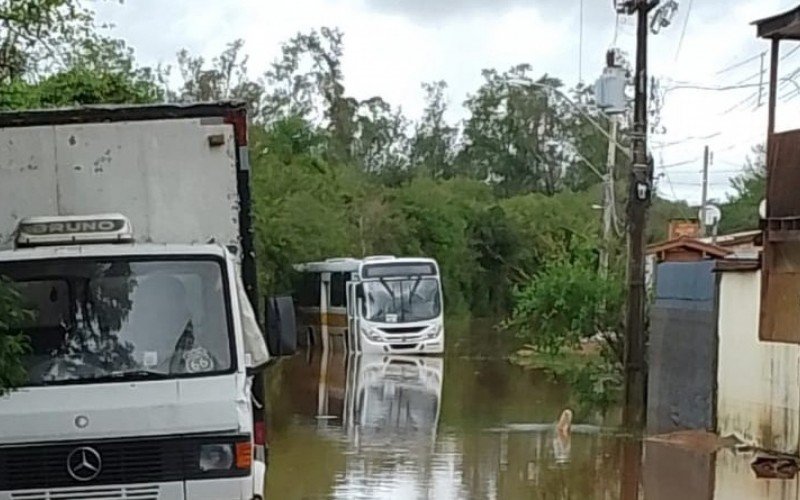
(262, 336, 793, 499)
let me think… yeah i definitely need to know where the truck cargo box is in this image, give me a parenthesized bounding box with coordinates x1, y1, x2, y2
(0, 102, 257, 301)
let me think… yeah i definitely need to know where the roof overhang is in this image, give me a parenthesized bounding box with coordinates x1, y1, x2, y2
(754, 5, 800, 40)
(646, 236, 733, 259)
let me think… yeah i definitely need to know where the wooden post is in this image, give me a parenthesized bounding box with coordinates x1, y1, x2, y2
(768, 38, 779, 138)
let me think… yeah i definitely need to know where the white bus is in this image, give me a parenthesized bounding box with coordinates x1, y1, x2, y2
(294, 256, 444, 354)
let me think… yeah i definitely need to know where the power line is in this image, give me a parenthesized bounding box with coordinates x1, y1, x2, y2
(783, 44, 800, 61)
(669, 180, 732, 186)
(674, 0, 693, 60)
(721, 91, 759, 115)
(716, 52, 766, 75)
(652, 132, 722, 149)
(667, 169, 745, 174)
(657, 157, 701, 169)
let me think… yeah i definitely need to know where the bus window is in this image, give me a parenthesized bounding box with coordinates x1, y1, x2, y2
(330, 272, 348, 308)
(297, 273, 321, 307)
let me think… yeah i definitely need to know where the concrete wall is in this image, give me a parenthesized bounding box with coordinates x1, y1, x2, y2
(717, 269, 800, 454)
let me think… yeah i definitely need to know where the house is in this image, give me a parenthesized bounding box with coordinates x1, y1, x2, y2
(647, 237, 732, 263)
(645, 5, 800, 455)
(645, 237, 731, 292)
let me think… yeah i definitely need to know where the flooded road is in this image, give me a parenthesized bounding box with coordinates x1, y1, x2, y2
(263, 348, 798, 499)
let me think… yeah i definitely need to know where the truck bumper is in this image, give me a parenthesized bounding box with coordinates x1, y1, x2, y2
(1, 476, 259, 500)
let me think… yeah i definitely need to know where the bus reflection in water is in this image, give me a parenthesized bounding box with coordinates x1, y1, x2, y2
(312, 353, 444, 449)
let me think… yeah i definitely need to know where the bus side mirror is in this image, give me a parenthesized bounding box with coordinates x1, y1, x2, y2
(264, 296, 297, 357)
(356, 284, 364, 300)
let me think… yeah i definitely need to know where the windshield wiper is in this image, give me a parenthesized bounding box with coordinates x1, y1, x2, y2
(89, 370, 172, 383)
(378, 277, 396, 299)
(34, 369, 171, 386)
(408, 276, 422, 302)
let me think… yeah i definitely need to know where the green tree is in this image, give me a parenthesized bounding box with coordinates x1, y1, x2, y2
(719, 144, 766, 234)
(460, 67, 575, 195)
(0, 36, 166, 109)
(176, 39, 263, 118)
(0, 0, 96, 82)
(251, 117, 359, 294)
(0, 280, 30, 395)
(262, 29, 412, 177)
(351, 96, 409, 181)
(500, 190, 600, 277)
(410, 81, 457, 180)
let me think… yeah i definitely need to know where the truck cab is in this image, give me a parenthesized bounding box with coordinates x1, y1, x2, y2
(0, 216, 267, 499)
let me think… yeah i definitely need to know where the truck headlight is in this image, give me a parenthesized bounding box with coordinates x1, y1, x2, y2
(191, 439, 252, 479)
(199, 444, 234, 471)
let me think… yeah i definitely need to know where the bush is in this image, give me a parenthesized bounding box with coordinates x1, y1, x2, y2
(0, 280, 30, 396)
(504, 243, 623, 355)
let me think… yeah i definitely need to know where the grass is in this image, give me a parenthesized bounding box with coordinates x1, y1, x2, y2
(509, 342, 602, 374)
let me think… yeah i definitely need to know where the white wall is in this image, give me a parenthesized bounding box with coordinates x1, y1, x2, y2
(717, 270, 800, 454)
(714, 448, 800, 500)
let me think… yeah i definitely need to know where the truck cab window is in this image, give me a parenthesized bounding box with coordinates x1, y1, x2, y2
(0, 259, 234, 386)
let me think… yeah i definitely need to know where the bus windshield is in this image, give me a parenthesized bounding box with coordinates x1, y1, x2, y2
(0, 258, 234, 387)
(362, 277, 441, 323)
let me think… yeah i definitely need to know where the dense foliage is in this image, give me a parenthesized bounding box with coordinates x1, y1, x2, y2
(504, 242, 624, 355)
(718, 145, 766, 234)
(0, 280, 30, 395)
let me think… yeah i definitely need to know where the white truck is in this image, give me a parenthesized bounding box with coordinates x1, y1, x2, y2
(0, 103, 280, 500)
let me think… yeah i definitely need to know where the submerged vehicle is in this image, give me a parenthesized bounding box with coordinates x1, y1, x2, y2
(294, 256, 444, 354)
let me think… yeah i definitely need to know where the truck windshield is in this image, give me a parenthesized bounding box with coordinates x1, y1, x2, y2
(362, 277, 441, 323)
(0, 258, 234, 386)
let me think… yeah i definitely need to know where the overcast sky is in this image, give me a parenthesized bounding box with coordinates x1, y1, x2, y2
(96, 0, 800, 210)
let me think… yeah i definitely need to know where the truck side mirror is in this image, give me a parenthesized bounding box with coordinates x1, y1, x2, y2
(264, 296, 297, 357)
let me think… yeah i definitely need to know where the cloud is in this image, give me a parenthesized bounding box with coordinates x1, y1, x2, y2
(364, 0, 611, 25)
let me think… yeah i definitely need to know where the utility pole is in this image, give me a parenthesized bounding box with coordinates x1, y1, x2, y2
(622, 0, 658, 430)
(700, 145, 709, 236)
(600, 115, 618, 279)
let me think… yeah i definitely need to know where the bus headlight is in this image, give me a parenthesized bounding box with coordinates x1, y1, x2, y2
(363, 326, 383, 341)
(426, 325, 442, 339)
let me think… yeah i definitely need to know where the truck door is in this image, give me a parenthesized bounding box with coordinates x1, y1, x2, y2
(346, 282, 361, 353)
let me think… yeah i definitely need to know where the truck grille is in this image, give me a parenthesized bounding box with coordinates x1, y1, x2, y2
(11, 485, 159, 500)
(0, 434, 248, 491)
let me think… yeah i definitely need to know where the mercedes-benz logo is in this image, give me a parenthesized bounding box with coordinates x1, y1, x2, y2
(67, 446, 102, 482)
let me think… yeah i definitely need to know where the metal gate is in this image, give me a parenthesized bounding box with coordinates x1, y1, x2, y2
(647, 260, 718, 435)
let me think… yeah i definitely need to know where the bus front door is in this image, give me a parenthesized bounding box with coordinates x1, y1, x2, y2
(346, 282, 361, 353)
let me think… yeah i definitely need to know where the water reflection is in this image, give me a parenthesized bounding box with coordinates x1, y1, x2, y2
(266, 352, 625, 499)
(265, 350, 800, 499)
